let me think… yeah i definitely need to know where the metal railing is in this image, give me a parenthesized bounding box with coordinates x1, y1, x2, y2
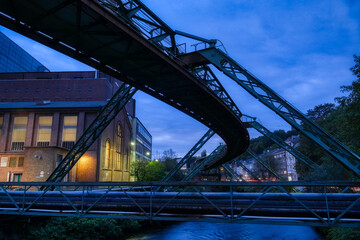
(1, 181, 360, 227)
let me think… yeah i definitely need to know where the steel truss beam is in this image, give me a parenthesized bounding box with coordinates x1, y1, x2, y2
(243, 115, 317, 168)
(2, 181, 360, 227)
(162, 129, 215, 182)
(183, 144, 226, 181)
(195, 65, 314, 177)
(222, 163, 244, 181)
(100, 0, 178, 55)
(45, 84, 136, 184)
(246, 149, 284, 181)
(198, 47, 360, 177)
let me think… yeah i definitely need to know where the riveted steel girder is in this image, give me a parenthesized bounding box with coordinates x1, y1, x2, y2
(198, 47, 360, 177)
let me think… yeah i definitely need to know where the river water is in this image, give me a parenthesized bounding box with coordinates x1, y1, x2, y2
(126, 222, 323, 240)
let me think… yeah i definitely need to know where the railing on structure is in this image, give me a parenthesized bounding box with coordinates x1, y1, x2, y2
(1, 181, 360, 227)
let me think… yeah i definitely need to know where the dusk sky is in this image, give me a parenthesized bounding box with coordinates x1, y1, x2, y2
(1, 0, 359, 158)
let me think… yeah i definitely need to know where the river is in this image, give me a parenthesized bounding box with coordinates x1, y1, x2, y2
(125, 222, 323, 240)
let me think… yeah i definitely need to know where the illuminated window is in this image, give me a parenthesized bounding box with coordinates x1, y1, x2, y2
(37, 116, 52, 146)
(62, 116, 77, 149)
(105, 140, 111, 169)
(11, 116, 28, 151)
(114, 124, 122, 170)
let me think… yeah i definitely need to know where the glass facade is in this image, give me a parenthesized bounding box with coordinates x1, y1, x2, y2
(0, 31, 49, 73)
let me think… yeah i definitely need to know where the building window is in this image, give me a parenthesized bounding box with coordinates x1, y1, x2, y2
(37, 116, 52, 147)
(114, 124, 122, 170)
(25, 88, 29, 93)
(62, 116, 77, 149)
(11, 116, 28, 151)
(104, 140, 111, 169)
(9, 157, 16, 167)
(35, 88, 40, 92)
(18, 157, 24, 167)
(67, 88, 71, 92)
(0, 116, 3, 137)
(12, 173, 22, 182)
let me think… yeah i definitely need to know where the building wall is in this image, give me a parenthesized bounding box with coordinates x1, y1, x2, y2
(0, 71, 135, 182)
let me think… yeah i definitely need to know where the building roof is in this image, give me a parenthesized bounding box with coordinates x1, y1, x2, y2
(0, 101, 107, 110)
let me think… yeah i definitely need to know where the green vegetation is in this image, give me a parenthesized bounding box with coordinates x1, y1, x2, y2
(26, 218, 138, 240)
(296, 55, 360, 181)
(130, 149, 185, 181)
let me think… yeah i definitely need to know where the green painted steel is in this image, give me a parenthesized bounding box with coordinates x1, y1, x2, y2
(246, 149, 284, 181)
(222, 163, 244, 181)
(45, 84, 136, 184)
(162, 129, 215, 182)
(243, 114, 317, 168)
(235, 158, 261, 181)
(183, 144, 227, 181)
(198, 47, 360, 177)
(2, 181, 360, 227)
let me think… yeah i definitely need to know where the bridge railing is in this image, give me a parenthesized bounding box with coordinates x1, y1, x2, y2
(1, 181, 359, 227)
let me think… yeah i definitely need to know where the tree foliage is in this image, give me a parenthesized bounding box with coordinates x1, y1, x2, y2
(296, 55, 360, 180)
(25, 218, 142, 240)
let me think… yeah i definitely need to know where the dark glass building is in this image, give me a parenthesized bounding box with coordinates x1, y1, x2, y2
(0, 31, 49, 73)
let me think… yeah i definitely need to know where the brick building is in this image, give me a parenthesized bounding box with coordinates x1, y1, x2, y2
(0, 71, 135, 182)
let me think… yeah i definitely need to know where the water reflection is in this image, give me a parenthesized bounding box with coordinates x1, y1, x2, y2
(126, 222, 322, 240)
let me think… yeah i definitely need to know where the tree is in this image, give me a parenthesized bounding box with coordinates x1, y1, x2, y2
(161, 148, 176, 161)
(143, 160, 166, 181)
(296, 55, 360, 180)
(130, 159, 148, 181)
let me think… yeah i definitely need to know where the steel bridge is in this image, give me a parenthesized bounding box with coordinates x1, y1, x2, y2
(0, 0, 360, 227)
(1, 181, 360, 227)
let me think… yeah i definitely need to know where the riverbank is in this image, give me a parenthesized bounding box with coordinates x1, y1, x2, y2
(0, 216, 175, 240)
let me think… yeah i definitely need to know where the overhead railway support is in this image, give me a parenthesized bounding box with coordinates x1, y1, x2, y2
(0, 0, 357, 183)
(182, 47, 360, 176)
(0, 0, 250, 176)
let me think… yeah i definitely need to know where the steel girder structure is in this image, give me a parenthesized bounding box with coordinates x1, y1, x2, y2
(195, 47, 360, 176)
(246, 149, 284, 181)
(183, 145, 227, 181)
(0, 0, 250, 171)
(243, 115, 317, 168)
(162, 129, 215, 182)
(1, 181, 360, 227)
(193, 65, 314, 178)
(222, 163, 244, 182)
(45, 84, 136, 184)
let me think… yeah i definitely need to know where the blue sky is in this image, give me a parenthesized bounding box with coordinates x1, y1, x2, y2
(1, 0, 359, 158)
